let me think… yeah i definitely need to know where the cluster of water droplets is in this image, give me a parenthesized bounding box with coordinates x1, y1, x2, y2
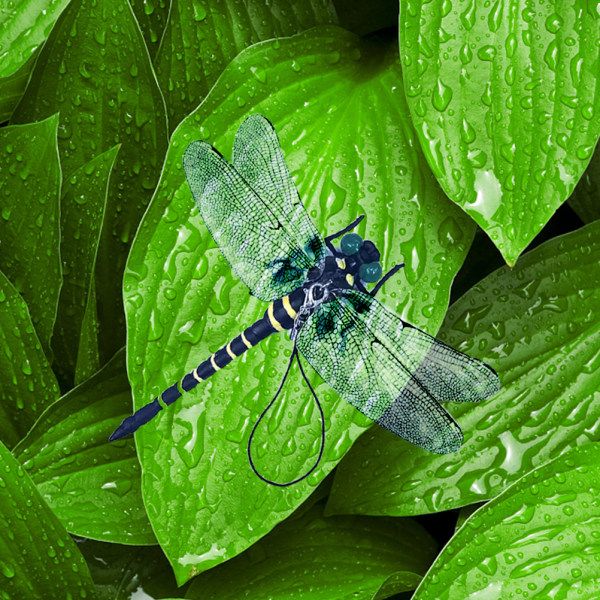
(400, 0, 600, 262)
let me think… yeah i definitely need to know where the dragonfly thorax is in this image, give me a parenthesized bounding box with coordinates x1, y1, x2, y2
(292, 228, 384, 341)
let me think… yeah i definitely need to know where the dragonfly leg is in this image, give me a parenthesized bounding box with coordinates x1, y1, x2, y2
(326, 239, 343, 257)
(370, 263, 405, 297)
(247, 345, 325, 487)
(325, 214, 365, 242)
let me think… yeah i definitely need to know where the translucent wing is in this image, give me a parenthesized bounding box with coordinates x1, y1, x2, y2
(295, 290, 500, 454)
(183, 116, 325, 301)
(231, 114, 321, 249)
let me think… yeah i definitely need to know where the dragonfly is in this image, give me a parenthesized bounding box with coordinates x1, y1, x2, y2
(110, 114, 500, 487)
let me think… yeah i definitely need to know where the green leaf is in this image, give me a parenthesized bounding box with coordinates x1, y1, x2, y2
(74, 277, 101, 385)
(0, 270, 60, 448)
(327, 219, 600, 517)
(0, 0, 71, 78)
(154, 0, 338, 132)
(11, 0, 169, 364)
(129, 0, 170, 59)
(0, 49, 38, 124)
(77, 538, 186, 600)
(399, 0, 600, 265)
(52, 145, 120, 389)
(0, 439, 95, 599)
(454, 503, 483, 532)
(0, 115, 62, 357)
(185, 502, 436, 600)
(412, 443, 600, 599)
(125, 26, 474, 583)
(569, 143, 600, 224)
(13, 348, 156, 545)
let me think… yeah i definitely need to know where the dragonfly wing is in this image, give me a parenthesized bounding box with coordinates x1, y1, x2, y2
(392, 323, 501, 403)
(231, 114, 322, 251)
(295, 290, 498, 454)
(183, 119, 325, 301)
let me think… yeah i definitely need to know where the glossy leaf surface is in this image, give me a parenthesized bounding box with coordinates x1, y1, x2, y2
(0, 50, 38, 123)
(13, 348, 155, 545)
(154, 0, 338, 131)
(129, 0, 170, 59)
(0, 439, 95, 599)
(413, 443, 600, 599)
(77, 538, 185, 600)
(0, 116, 62, 356)
(328, 220, 600, 516)
(186, 502, 436, 600)
(0, 271, 60, 448)
(399, 0, 600, 264)
(53, 146, 119, 388)
(0, 0, 70, 77)
(125, 26, 474, 583)
(12, 0, 168, 363)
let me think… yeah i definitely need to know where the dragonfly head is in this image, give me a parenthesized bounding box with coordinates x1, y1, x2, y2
(340, 233, 383, 284)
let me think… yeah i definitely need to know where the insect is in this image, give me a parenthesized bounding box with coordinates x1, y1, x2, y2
(110, 114, 500, 486)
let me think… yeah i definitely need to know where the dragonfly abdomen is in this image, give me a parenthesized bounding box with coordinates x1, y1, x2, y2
(179, 286, 304, 392)
(109, 288, 305, 441)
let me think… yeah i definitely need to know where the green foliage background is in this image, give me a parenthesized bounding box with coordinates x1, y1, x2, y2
(0, 0, 599, 598)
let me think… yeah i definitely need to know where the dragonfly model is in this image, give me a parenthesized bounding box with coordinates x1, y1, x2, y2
(110, 114, 500, 486)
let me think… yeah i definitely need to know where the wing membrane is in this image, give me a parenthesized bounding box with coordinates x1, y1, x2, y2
(295, 290, 499, 453)
(232, 114, 321, 249)
(183, 116, 325, 301)
(392, 323, 501, 403)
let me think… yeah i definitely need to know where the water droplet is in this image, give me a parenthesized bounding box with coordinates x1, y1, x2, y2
(545, 13, 563, 33)
(477, 45, 496, 62)
(432, 78, 452, 112)
(193, 4, 207, 20)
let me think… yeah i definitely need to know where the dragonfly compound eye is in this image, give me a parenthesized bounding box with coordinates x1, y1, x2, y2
(359, 261, 383, 283)
(358, 240, 380, 263)
(340, 233, 363, 255)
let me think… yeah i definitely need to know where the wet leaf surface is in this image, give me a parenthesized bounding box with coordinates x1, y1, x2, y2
(0, 116, 62, 357)
(12, 0, 169, 364)
(0, 271, 60, 449)
(53, 146, 119, 389)
(0, 0, 71, 78)
(0, 439, 95, 599)
(154, 0, 338, 132)
(13, 348, 155, 545)
(129, 0, 170, 60)
(399, 0, 600, 264)
(185, 502, 436, 600)
(77, 537, 185, 600)
(412, 443, 600, 600)
(0, 49, 38, 124)
(328, 220, 600, 517)
(125, 26, 474, 583)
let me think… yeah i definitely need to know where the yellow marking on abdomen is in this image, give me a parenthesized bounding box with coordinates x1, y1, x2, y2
(193, 368, 203, 383)
(268, 303, 284, 332)
(241, 331, 252, 349)
(346, 273, 355, 286)
(337, 258, 346, 270)
(210, 355, 220, 371)
(282, 295, 297, 319)
(226, 342, 236, 360)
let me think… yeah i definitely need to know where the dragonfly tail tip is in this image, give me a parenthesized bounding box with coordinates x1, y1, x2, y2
(109, 422, 131, 442)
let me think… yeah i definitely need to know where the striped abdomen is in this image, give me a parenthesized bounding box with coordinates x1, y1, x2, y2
(109, 288, 305, 441)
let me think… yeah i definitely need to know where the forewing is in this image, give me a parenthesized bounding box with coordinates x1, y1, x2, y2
(183, 138, 323, 301)
(231, 114, 325, 258)
(295, 291, 465, 454)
